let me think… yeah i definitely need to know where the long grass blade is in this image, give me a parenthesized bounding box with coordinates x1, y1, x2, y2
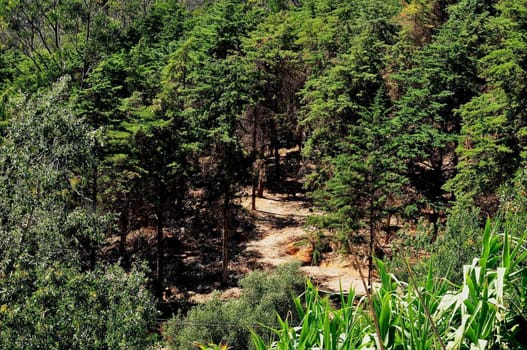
(404, 258, 446, 350)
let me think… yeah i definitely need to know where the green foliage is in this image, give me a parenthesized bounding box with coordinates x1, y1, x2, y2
(300, 0, 400, 159)
(298, 0, 403, 260)
(0, 79, 157, 349)
(163, 263, 305, 350)
(261, 280, 371, 349)
(3, 0, 527, 347)
(125, 0, 186, 45)
(252, 219, 527, 349)
(0, 77, 105, 271)
(445, 90, 513, 203)
(392, 0, 491, 213)
(309, 91, 405, 245)
(391, 203, 483, 284)
(445, 0, 527, 208)
(0, 263, 157, 349)
(74, 52, 129, 127)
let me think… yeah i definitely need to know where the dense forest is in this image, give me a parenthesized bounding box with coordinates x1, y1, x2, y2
(0, 0, 526, 348)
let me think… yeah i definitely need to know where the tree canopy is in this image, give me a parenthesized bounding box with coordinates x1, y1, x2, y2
(1, 0, 527, 347)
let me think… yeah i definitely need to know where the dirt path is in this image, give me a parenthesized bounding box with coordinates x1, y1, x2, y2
(242, 190, 368, 296)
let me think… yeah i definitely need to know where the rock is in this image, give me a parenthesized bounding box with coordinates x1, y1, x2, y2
(286, 242, 313, 264)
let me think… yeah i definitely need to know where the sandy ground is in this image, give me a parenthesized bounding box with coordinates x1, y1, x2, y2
(242, 190, 368, 296)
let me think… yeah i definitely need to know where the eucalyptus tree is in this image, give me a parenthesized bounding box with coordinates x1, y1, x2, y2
(0, 263, 157, 349)
(0, 77, 158, 348)
(0, 76, 104, 272)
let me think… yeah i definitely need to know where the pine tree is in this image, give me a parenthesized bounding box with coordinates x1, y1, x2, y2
(445, 0, 527, 211)
(392, 0, 493, 227)
(310, 90, 405, 285)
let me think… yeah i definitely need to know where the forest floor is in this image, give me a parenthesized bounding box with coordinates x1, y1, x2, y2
(111, 149, 370, 308)
(240, 189, 368, 297)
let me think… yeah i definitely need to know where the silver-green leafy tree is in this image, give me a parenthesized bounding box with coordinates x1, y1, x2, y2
(0, 77, 157, 349)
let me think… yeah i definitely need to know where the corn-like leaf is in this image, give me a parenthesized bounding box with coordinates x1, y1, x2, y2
(502, 228, 511, 270)
(479, 219, 492, 270)
(249, 220, 527, 350)
(509, 229, 527, 269)
(378, 293, 392, 346)
(250, 331, 269, 350)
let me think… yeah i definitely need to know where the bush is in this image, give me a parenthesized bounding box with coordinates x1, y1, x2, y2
(390, 203, 482, 284)
(163, 262, 305, 350)
(423, 203, 483, 283)
(0, 263, 158, 349)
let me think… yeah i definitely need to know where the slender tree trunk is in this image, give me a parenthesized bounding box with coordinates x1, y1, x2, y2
(156, 215, 164, 277)
(251, 107, 258, 210)
(258, 137, 266, 198)
(257, 163, 265, 198)
(81, 5, 91, 86)
(222, 194, 231, 286)
(156, 189, 166, 298)
(251, 175, 257, 210)
(274, 145, 281, 180)
(119, 201, 129, 262)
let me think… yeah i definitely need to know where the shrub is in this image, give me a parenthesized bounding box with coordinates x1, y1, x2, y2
(163, 262, 304, 350)
(0, 263, 158, 349)
(390, 203, 482, 284)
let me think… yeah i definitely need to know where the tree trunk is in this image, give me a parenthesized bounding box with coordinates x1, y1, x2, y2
(251, 175, 257, 210)
(368, 206, 375, 289)
(257, 163, 265, 198)
(251, 107, 258, 210)
(274, 145, 281, 180)
(156, 190, 166, 298)
(222, 196, 231, 286)
(119, 202, 129, 264)
(81, 8, 91, 85)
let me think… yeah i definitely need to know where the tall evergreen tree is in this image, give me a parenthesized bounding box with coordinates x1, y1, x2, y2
(311, 91, 405, 285)
(299, 0, 401, 282)
(445, 0, 527, 211)
(392, 0, 493, 229)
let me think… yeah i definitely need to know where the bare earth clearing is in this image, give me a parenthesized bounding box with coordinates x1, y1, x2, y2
(241, 190, 368, 296)
(110, 149, 369, 304)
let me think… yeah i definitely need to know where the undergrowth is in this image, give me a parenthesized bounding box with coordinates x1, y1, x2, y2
(163, 263, 304, 350)
(196, 219, 527, 349)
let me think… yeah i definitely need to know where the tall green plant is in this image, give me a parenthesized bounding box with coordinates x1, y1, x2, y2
(251, 280, 373, 350)
(0, 76, 105, 272)
(251, 220, 527, 349)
